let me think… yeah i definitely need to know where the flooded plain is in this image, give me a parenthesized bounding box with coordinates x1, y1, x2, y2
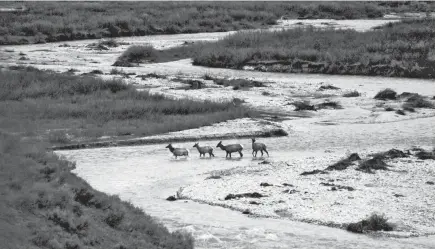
(2, 18, 435, 248)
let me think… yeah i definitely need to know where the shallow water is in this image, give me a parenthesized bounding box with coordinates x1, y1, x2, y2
(5, 18, 435, 248)
(57, 124, 435, 249)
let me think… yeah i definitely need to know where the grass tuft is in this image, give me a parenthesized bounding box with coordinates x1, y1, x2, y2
(374, 89, 397, 100)
(343, 91, 360, 97)
(347, 213, 393, 233)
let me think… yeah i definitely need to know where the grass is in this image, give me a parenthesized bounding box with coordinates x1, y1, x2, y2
(290, 100, 342, 111)
(343, 91, 360, 97)
(325, 153, 361, 171)
(0, 68, 255, 145)
(3, 1, 429, 45)
(0, 132, 194, 249)
(402, 94, 435, 109)
(191, 19, 435, 79)
(347, 213, 393, 233)
(212, 78, 265, 90)
(374, 89, 397, 100)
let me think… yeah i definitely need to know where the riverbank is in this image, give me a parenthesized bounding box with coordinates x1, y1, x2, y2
(0, 132, 194, 249)
(191, 19, 435, 79)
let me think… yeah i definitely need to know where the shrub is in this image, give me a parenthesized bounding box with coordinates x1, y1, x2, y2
(290, 101, 316, 111)
(347, 213, 393, 233)
(395, 109, 406, 115)
(343, 91, 360, 97)
(402, 94, 434, 109)
(374, 89, 397, 100)
(104, 211, 124, 228)
(316, 101, 342, 110)
(325, 153, 361, 171)
(357, 157, 390, 173)
(318, 84, 340, 91)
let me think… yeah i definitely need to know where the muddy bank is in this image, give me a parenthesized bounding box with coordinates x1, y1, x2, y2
(52, 126, 287, 151)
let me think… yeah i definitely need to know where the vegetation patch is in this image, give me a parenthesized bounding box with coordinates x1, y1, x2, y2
(374, 89, 397, 100)
(290, 101, 316, 111)
(192, 19, 435, 79)
(347, 213, 393, 233)
(357, 157, 390, 173)
(318, 84, 340, 91)
(342, 91, 360, 97)
(316, 100, 342, 110)
(224, 192, 266, 200)
(213, 78, 265, 90)
(371, 149, 408, 160)
(415, 150, 435, 160)
(320, 182, 355, 191)
(325, 153, 361, 171)
(300, 169, 328, 176)
(114, 43, 206, 66)
(4, 1, 428, 45)
(0, 68, 255, 144)
(0, 132, 194, 249)
(402, 94, 434, 109)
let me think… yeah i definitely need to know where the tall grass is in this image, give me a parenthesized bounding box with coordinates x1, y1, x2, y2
(0, 131, 194, 249)
(1, 1, 431, 45)
(0, 69, 254, 143)
(192, 19, 435, 78)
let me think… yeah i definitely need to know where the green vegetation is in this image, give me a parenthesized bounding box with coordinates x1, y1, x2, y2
(0, 68, 254, 145)
(191, 19, 435, 79)
(2, 1, 434, 45)
(347, 213, 393, 233)
(0, 131, 194, 249)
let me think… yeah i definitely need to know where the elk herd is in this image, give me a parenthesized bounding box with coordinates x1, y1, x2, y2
(165, 138, 269, 159)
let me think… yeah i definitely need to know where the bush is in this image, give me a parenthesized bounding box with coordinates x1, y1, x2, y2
(357, 157, 390, 173)
(325, 153, 361, 171)
(343, 91, 360, 97)
(290, 101, 316, 111)
(402, 94, 434, 109)
(374, 89, 397, 100)
(316, 101, 342, 110)
(347, 213, 393, 233)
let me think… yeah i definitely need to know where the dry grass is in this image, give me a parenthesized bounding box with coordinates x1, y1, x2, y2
(3, 1, 425, 45)
(0, 68, 256, 144)
(0, 132, 194, 248)
(347, 213, 393, 233)
(191, 19, 435, 78)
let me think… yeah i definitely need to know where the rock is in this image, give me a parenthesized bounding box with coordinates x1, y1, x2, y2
(166, 196, 177, 201)
(242, 209, 251, 214)
(249, 201, 260, 205)
(225, 192, 265, 200)
(282, 183, 294, 187)
(260, 182, 273, 187)
(300, 169, 328, 176)
(426, 181, 434, 185)
(393, 193, 405, 197)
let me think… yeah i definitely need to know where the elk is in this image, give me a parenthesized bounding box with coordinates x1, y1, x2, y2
(165, 144, 189, 159)
(216, 141, 243, 158)
(193, 143, 215, 157)
(251, 138, 269, 157)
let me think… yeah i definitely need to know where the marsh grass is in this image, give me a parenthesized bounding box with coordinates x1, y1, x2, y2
(347, 213, 393, 233)
(0, 68, 255, 144)
(192, 19, 435, 78)
(0, 132, 194, 248)
(1, 1, 420, 45)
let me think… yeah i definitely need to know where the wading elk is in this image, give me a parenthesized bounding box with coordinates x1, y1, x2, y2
(251, 138, 269, 157)
(193, 143, 215, 157)
(165, 144, 189, 159)
(216, 141, 243, 158)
